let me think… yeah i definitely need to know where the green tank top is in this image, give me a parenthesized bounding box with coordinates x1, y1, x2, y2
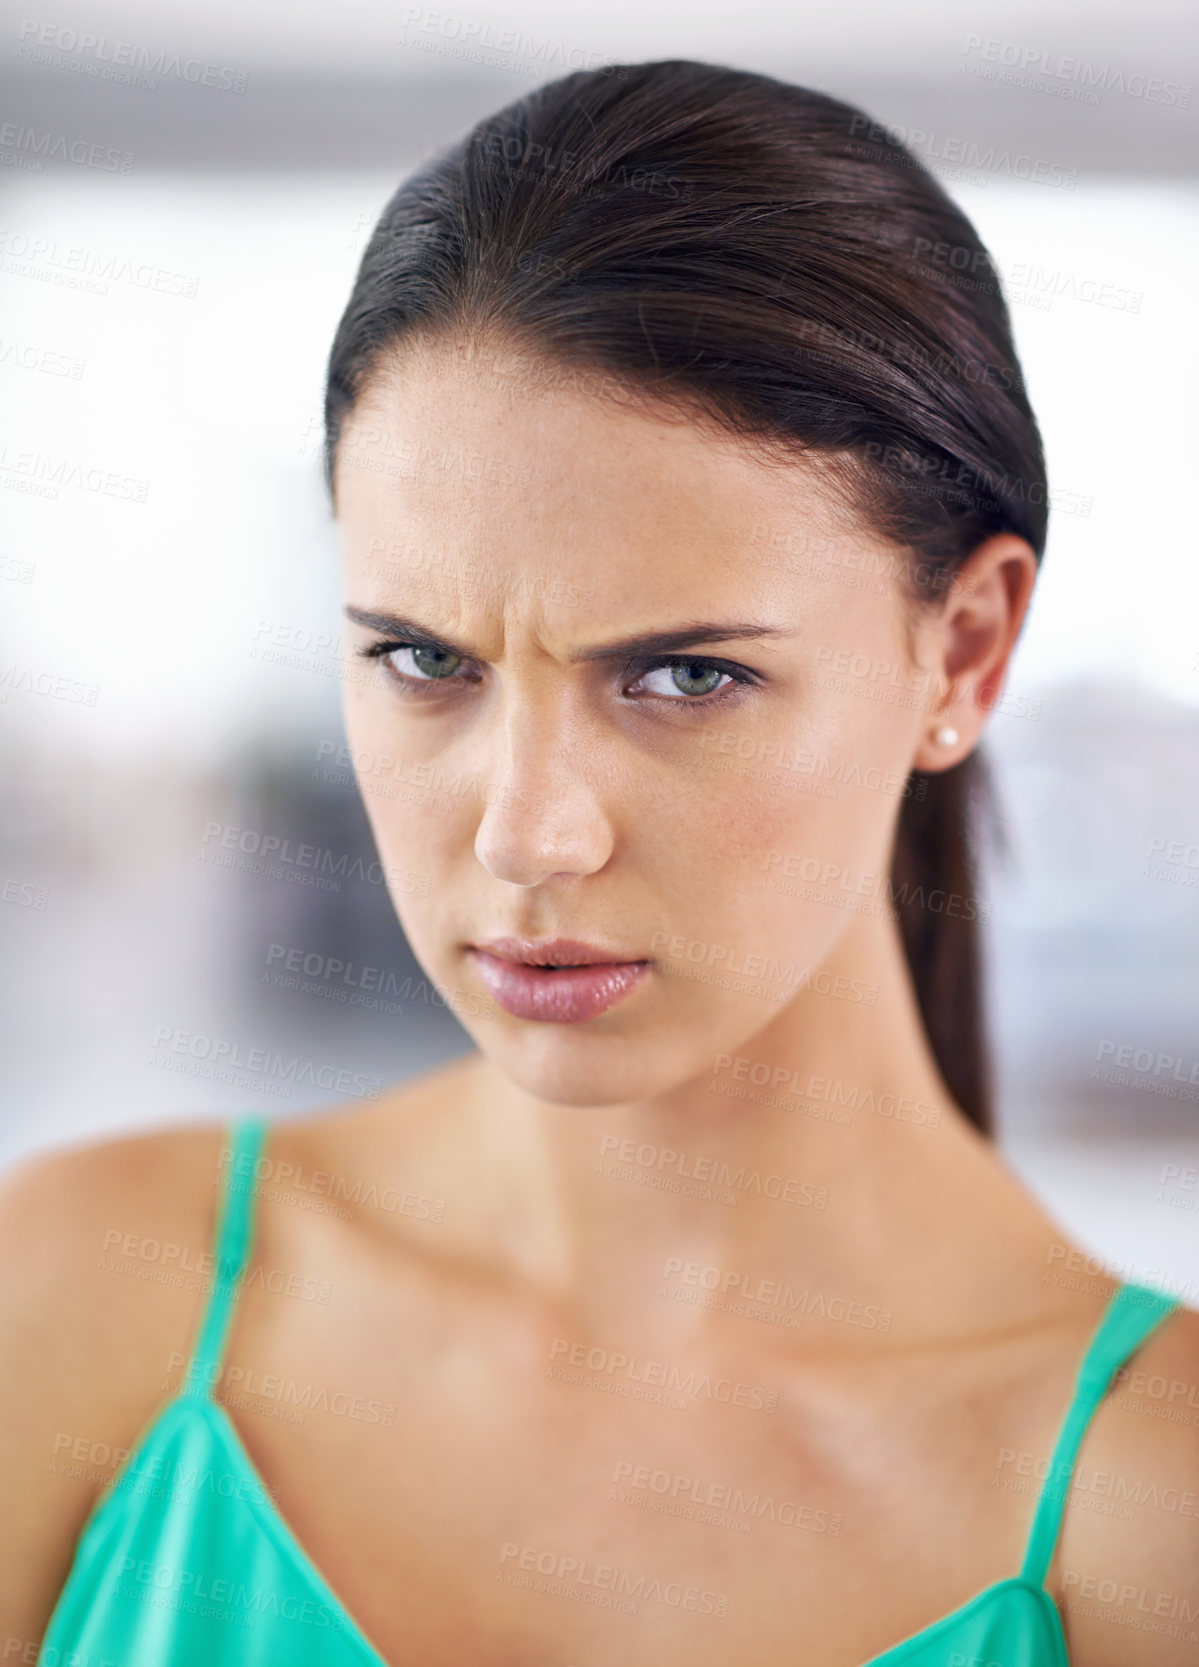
(39, 1113, 1183, 1666)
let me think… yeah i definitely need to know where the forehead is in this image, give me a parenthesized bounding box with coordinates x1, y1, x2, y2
(333, 338, 879, 618)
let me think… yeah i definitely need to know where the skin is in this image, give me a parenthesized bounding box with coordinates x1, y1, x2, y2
(1, 334, 1196, 1667)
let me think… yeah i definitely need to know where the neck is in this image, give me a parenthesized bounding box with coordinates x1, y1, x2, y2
(455, 909, 1049, 1346)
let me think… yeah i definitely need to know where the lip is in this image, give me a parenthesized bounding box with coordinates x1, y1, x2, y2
(472, 936, 644, 968)
(466, 936, 652, 1023)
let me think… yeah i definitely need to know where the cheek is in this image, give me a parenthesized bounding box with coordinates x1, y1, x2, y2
(350, 781, 471, 986)
(658, 782, 866, 962)
(352, 762, 470, 870)
(651, 696, 908, 956)
(342, 697, 474, 935)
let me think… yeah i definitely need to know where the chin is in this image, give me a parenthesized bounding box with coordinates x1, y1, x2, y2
(474, 1024, 702, 1110)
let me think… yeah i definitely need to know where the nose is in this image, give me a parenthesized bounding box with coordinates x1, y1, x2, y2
(472, 698, 616, 888)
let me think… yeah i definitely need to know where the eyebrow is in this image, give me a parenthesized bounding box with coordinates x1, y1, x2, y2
(343, 606, 792, 662)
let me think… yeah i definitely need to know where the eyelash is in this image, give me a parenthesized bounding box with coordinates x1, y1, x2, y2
(355, 639, 760, 711)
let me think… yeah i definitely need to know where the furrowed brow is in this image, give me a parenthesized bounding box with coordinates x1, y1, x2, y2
(569, 622, 791, 663)
(344, 607, 791, 662)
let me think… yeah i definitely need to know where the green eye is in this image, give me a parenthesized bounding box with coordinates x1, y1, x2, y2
(406, 644, 463, 680)
(358, 636, 474, 692)
(633, 660, 741, 701)
(669, 662, 728, 697)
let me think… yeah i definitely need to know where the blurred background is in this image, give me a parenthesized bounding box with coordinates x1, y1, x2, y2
(1, 0, 1196, 1295)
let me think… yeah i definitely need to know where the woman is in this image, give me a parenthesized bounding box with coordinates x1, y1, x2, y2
(4, 59, 1196, 1667)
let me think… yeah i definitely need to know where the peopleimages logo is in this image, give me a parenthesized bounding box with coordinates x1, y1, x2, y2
(649, 932, 878, 1005)
(0, 446, 149, 502)
(0, 122, 134, 173)
(497, 1541, 728, 1615)
(845, 113, 1078, 187)
(710, 1054, 940, 1125)
(761, 848, 990, 922)
(149, 1026, 380, 1101)
(611, 1461, 842, 1535)
(114, 1556, 342, 1625)
(661, 1258, 892, 1331)
(201, 822, 431, 896)
(263, 943, 495, 1019)
(0, 230, 200, 299)
(960, 35, 1191, 108)
(548, 1337, 779, 1412)
(597, 1133, 827, 1207)
(15, 20, 249, 92)
(1095, 1040, 1199, 1084)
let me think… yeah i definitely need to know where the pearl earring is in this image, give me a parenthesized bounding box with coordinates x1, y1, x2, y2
(933, 725, 959, 747)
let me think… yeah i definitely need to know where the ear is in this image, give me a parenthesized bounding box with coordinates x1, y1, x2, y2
(910, 533, 1040, 773)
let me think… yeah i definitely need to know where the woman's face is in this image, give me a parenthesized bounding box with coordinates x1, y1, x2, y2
(335, 337, 944, 1107)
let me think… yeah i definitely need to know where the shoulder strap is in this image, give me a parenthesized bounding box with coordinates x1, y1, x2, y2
(1019, 1280, 1182, 1585)
(183, 1115, 270, 1398)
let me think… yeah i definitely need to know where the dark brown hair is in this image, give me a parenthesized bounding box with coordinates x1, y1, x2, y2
(324, 59, 1049, 1137)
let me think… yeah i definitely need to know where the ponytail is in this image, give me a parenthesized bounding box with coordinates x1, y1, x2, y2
(891, 754, 1005, 1136)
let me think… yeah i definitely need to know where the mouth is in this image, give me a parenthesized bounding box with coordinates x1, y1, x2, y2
(466, 936, 652, 1023)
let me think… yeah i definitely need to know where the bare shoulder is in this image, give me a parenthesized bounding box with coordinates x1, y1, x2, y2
(0, 1118, 233, 1401)
(0, 1118, 230, 1642)
(262, 1052, 487, 1250)
(1054, 1298, 1199, 1667)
